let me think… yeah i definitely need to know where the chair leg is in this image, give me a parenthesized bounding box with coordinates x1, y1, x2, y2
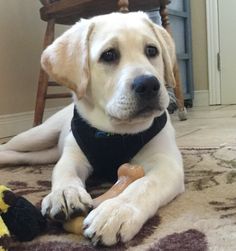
(160, 4, 187, 120)
(33, 20, 55, 126)
(173, 63, 187, 120)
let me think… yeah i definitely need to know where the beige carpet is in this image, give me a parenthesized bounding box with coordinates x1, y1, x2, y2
(0, 146, 236, 251)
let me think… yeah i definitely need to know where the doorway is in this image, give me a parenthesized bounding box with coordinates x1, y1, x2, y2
(207, 0, 236, 105)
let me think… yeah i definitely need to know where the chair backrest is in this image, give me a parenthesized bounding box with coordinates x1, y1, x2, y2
(39, 0, 170, 25)
(40, 0, 129, 10)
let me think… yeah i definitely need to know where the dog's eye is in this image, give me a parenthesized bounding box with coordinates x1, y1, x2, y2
(100, 49, 120, 63)
(145, 45, 159, 58)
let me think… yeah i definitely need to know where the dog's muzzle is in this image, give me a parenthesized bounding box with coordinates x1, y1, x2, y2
(131, 75, 160, 115)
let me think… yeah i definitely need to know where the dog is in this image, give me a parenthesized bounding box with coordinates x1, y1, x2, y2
(0, 12, 184, 246)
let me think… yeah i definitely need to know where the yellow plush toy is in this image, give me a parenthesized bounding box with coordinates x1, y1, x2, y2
(0, 218, 10, 251)
(0, 186, 11, 251)
(0, 185, 47, 250)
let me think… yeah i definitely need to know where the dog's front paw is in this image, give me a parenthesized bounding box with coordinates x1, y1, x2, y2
(41, 185, 93, 222)
(83, 198, 144, 246)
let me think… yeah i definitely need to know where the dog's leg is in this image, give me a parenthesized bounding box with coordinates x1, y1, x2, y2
(41, 132, 93, 221)
(83, 123, 185, 246)
(0, 147, 59, 166)
(0, 124, 60, 153)
(84, 154, 184, 246)
(0, 104, 73, 153)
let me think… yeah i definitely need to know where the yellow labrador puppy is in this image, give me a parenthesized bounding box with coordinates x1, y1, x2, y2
(0, 12, 184, 246)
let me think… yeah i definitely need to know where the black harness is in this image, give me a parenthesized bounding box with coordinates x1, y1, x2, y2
(71, 107, 167, 181)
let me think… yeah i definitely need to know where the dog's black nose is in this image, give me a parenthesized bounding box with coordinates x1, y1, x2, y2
(132, 75, 160, 100)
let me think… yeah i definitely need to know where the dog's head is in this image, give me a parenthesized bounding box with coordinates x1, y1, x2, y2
(41, 12, 176, 134)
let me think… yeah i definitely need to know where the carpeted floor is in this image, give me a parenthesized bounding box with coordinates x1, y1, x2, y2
(1, 146, 236, 251)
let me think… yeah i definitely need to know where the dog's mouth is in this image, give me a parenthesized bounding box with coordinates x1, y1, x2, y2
(135, 105, 159, 117)
(109, 104, 161, 124)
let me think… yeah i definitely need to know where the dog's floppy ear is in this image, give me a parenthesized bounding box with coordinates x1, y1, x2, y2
(148, 21, 176, 87)
(41, 19, 94, 98)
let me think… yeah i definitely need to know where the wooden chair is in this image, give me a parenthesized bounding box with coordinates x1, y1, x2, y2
(34, 0, 186, 126)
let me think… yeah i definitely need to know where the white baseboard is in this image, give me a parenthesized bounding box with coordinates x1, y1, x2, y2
(0, 107, 64, 139)
(193, 90, 209, 107)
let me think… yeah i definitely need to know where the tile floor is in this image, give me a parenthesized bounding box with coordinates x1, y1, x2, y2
(172, 105, 236, 148)
(1, 105, 236, 149)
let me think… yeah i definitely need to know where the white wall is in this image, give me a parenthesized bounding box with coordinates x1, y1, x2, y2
(190, 0, 208, 91)
(0, 0, 70, 116)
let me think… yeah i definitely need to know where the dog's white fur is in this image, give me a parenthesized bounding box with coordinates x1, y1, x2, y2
(0, 12, 184, 246)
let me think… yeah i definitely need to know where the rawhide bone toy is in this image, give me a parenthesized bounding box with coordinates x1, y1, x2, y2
(64, 163, 144, 235)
